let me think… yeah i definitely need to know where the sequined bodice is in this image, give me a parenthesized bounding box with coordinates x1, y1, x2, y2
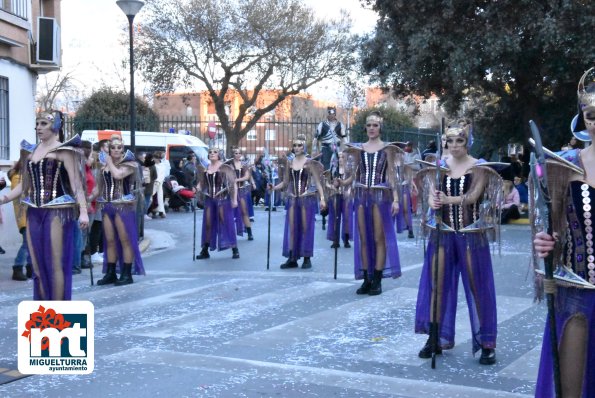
(565, 182, 595, 284)
(443, 174, 479, 231)
(203, 171, 229, 197)
(102, 171, 133, 202)
(356, 149, 389, 187)
(289, 168, 310, 196)
(27, 158, 70, 206)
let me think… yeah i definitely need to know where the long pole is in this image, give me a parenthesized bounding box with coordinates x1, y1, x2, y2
(193, 197, 197, 261)
(430, 125, 443, 369)
(529, 120, 562, 397)
(127, 15, 136, 153)
(333, 193, 339, 280)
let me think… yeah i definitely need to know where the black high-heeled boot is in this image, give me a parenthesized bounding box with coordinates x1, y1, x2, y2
(301, 257, 312, 269)
(280, 251, 298, 269)
(368, 269, 383, 296)
(246, 227, 254, 241)
(196, 245, 210, 260)
(115, 263, 134, 286)
(97, 263, 117, 285)
(12, 266, 27, 281)
(343, 234, 351, 248)
(356, 270, 371, 294)
(232, 247, 240, 259)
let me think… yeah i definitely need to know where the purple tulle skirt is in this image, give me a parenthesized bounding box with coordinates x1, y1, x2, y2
(535, 287, 595, 398)
(395, 185, 413, 233)
(202, 196, 237, 251)
(282, 195, 318, 258)
(26, 207, 76, 300)
(101, 203, 145, 275)
(326, 194, 353, 242)
(353, 189, 401, 279)
(415, 231, 496, 354)
(234, 186, 252, 236)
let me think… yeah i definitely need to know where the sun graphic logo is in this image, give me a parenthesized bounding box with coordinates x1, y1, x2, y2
(18, 301, 94, 374)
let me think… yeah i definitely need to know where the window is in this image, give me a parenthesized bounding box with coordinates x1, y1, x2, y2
(265, 129, 276, 141)
(0, 76, 8, 160)
(1, 0, 28, 19)
(246, 130, 257, 141)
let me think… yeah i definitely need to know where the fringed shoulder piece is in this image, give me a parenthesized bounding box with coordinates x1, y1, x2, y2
(20, 139, 36, 153)
(219, 163, 237, 200)
(464, 163, 504, 244)
(304, 158, 325, 194)
(415, 165, 450, 238)
(529, 156, 584, 288)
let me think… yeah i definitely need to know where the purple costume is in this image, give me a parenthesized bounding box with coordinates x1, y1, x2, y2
(197, 164, 237, 251)
(20, 136, 84, 300)
(325, 170, 353, 244)
(532, 149, 595, 397)
(415, 161, 502, 354)
(97, 151, 145, 276)
(227, 160, 252, 236)
(279, 158, 324, 259)
(344, 144, 401, 279)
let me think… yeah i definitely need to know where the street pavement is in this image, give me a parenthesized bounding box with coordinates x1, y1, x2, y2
(0, 207, 542, 397)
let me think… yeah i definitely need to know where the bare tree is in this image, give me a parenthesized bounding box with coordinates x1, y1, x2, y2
(136, 0, 358, 152)
(36, 70, 80, 112)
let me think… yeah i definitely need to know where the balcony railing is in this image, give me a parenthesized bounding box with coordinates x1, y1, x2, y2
(1, 0, 28, 20)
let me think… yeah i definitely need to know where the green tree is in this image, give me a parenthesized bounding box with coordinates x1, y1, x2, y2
(351, 106, 414, 142)
(361, 0, 595, 152)
(73, 87, 159, 133)
(135, 0, 358, 154)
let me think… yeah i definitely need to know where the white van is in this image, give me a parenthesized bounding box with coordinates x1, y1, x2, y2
(80, 130, 209, 169)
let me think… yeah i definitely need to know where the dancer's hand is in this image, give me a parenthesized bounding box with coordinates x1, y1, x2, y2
(391, 201, 400, 216)
(430, 189, 445, 209)
(320, 199, 326, 210)
(78, 211, 89, 230)
(534, 231, 557, 258)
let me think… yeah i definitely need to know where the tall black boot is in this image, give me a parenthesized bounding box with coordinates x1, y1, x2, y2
(232, 247, 240, 259)
(301, 257, 312, 269)
(12, 266, 27, 281)
(25, 264, 33, 278)
(356, 270, 371, 294)
(196, 245, 210, 260)
(322, 215, 327, 230)
(343, 233, 351, 248)
(280, 251, 298, 269)
(368, 269, 383, 296)
(408, 229, 415, 239)
(418, 327, 443, 358)
(115, 263, 133, 286)
(246, 227, 254, 241)
(97, 263, 117, 285)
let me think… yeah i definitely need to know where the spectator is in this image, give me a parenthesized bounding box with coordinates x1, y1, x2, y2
(153, 151, 169, 218)
(501, 180, 521, 224)
(513, 175, 528, 211)
(143, 153, 157, 219)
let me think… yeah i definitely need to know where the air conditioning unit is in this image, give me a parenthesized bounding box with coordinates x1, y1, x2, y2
(36, 17, 61, 65)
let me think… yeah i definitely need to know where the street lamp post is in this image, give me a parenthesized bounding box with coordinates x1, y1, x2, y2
(117, 0, 144, 153)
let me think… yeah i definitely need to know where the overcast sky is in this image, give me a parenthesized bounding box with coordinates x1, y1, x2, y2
(56, 0, 378, 104)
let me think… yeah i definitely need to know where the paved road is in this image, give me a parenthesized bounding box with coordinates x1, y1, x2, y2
(0, 208, 542, 397)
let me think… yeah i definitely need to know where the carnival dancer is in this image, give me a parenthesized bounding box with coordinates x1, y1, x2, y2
(324, 151, 353, 248)
(226, 146, 254, 241)
(395, 142, 420, 239)
(92, 135, 145, 286)
(533, 67, 595, 398)
(0, 111, 89, 300)
(342, 112, 402, 295)
(270, 134, 326, 269)
(414, 121, 503, 365)
(195, 147, 239, 260)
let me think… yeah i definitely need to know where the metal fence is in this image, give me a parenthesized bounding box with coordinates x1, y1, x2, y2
(64, 115, 439, 160)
